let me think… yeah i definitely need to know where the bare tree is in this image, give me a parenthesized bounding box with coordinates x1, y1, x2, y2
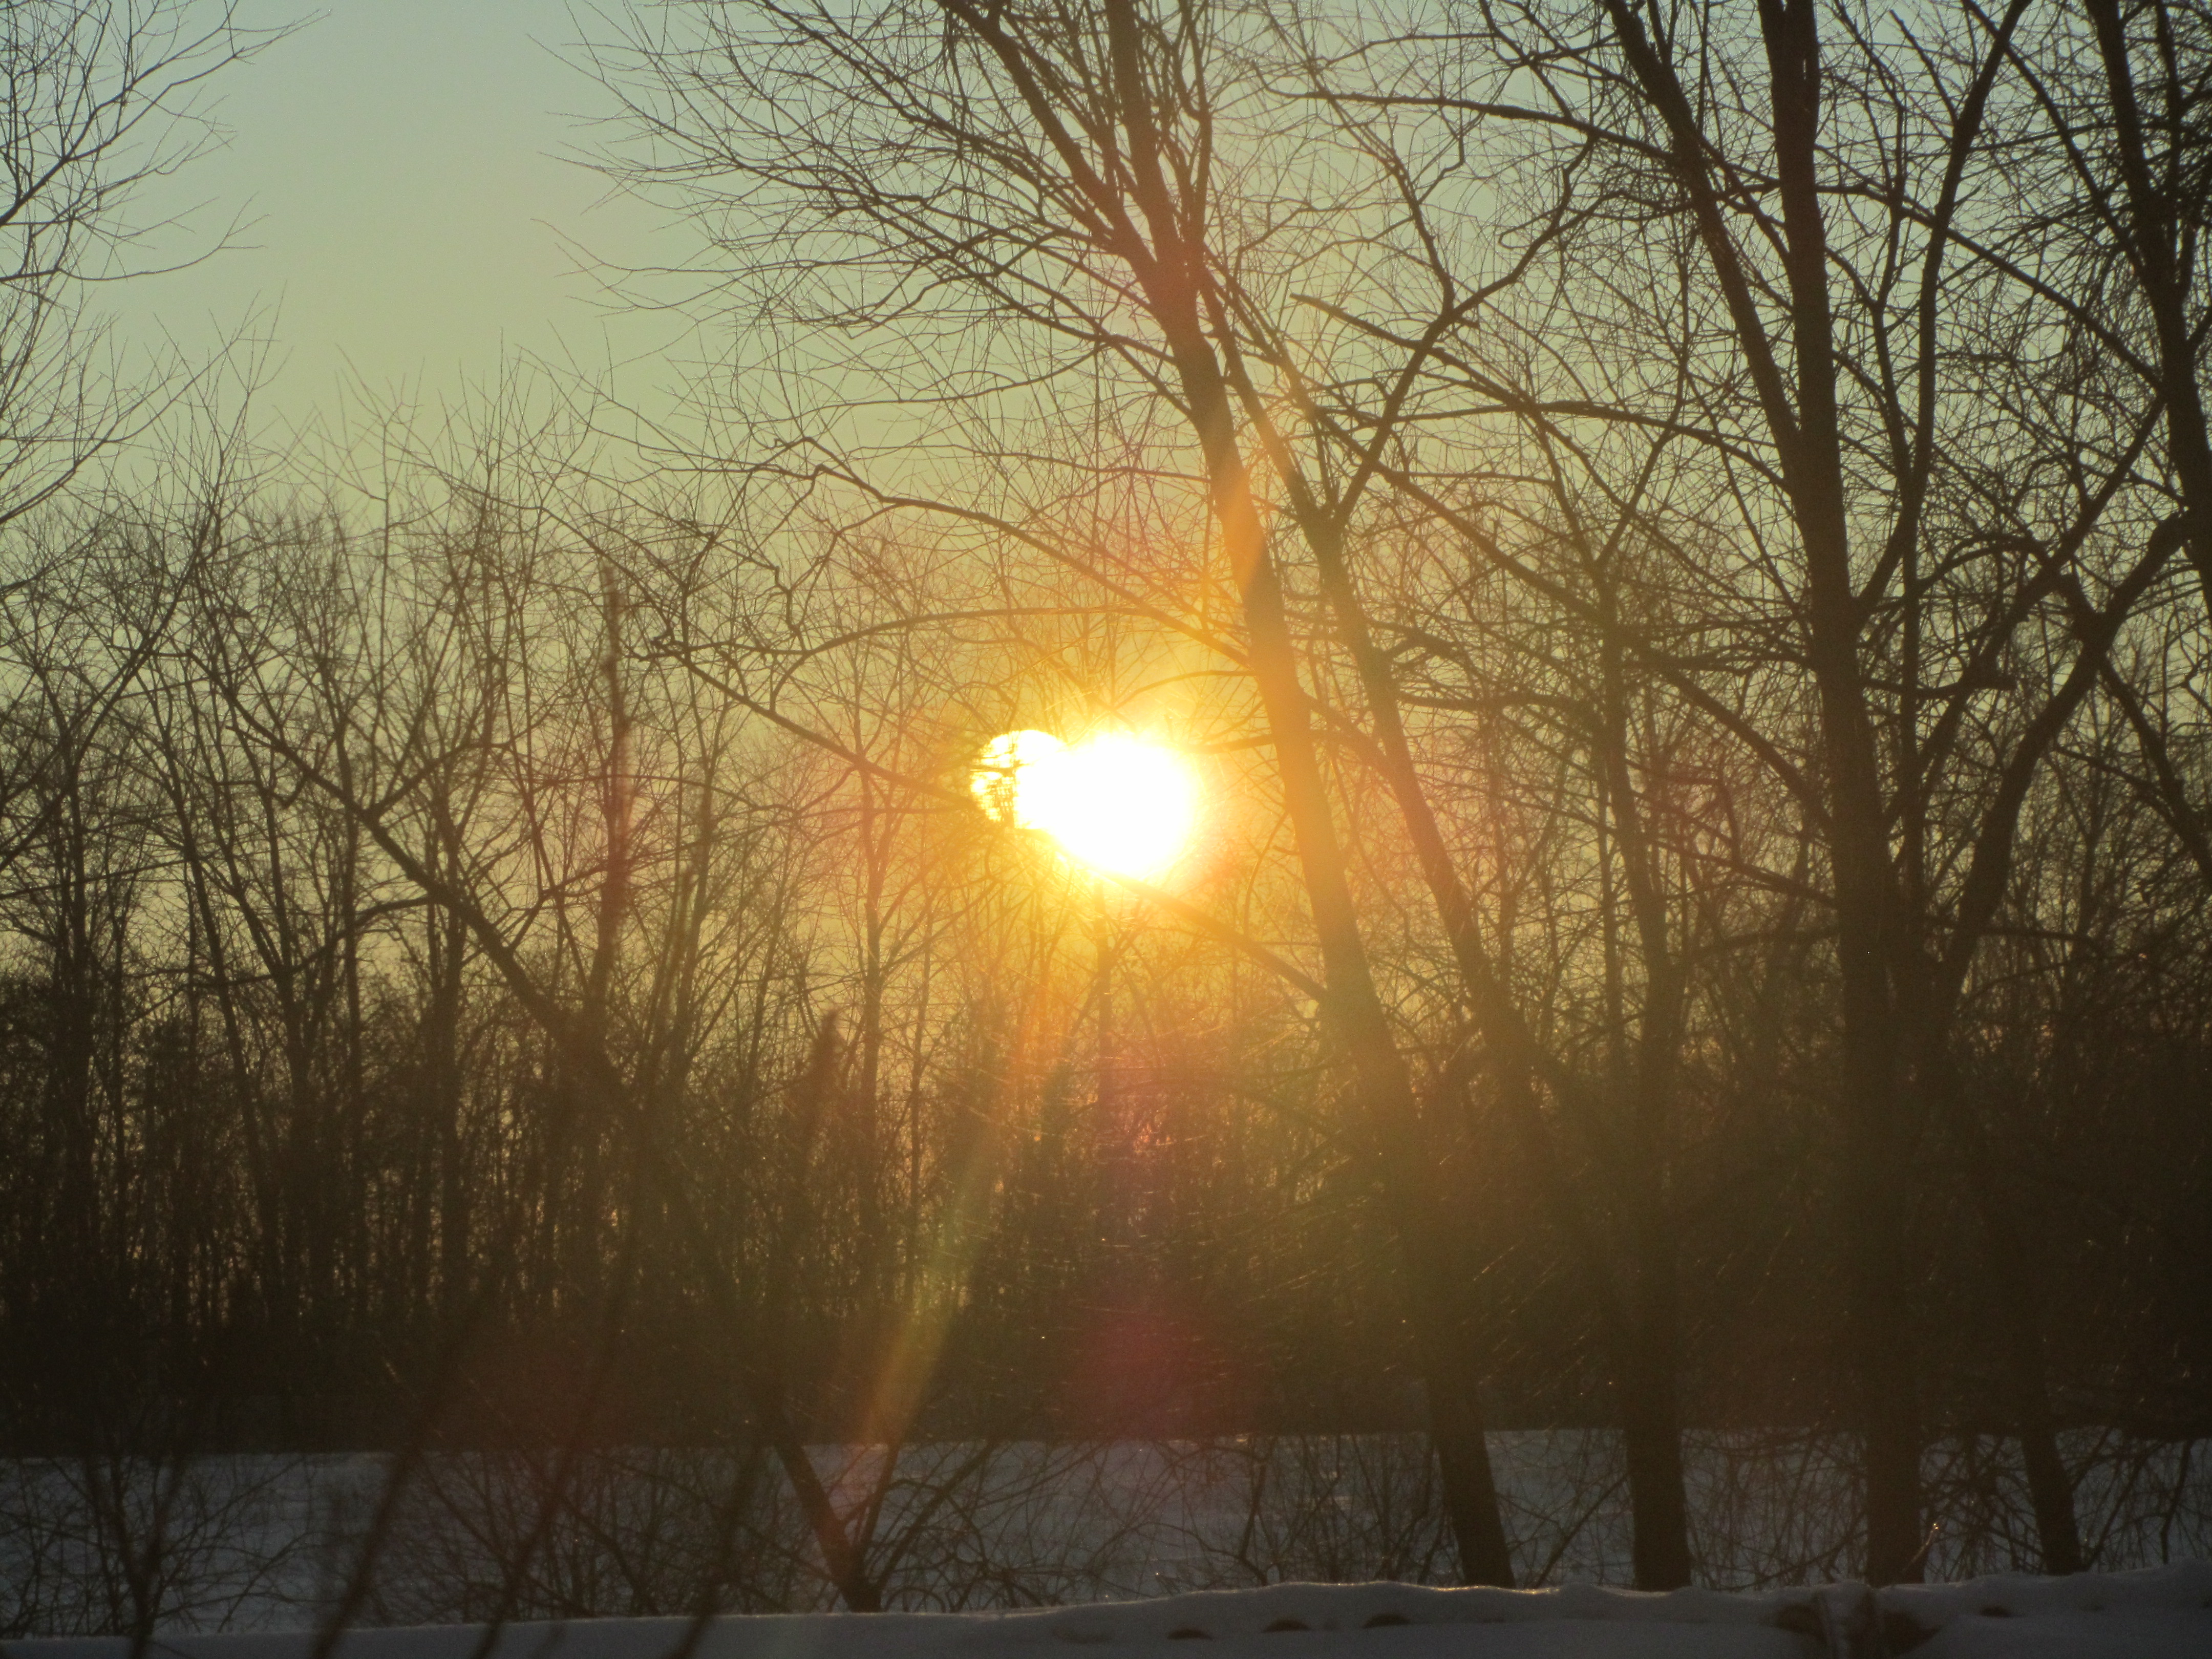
(0, 3, 278, 531)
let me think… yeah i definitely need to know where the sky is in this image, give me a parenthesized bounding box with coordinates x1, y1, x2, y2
(103, 1, 692, 444)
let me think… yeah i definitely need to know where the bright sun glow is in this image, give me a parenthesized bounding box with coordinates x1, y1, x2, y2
(972, 729, 1199, 880)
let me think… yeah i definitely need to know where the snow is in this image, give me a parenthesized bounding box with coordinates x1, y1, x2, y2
(14, 1432, 2207, 1636)
(9, 1564, 2208, 1659)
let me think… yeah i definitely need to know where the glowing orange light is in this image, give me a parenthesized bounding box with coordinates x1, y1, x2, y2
(972, 729, 1199, 880)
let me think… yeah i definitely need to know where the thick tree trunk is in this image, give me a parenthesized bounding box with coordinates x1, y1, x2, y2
(1843, 977, 1921, 1584)
(1087, 0, 1515, 1577)
(2013, 1353, 2084, 1576)
(1971, 1131, 2082, 1573)
(1763, 0, 1929, 1574)
(1183, 356, 1514, 1585)
(1848, 1137, 1925, 1584)
(1600, 0, 1926, 1581)
(1410, 1290, 1516, 1585)
(1622, 1201, 1693, 1589)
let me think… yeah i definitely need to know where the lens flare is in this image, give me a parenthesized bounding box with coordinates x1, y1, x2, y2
(972, 729, 1199, 880)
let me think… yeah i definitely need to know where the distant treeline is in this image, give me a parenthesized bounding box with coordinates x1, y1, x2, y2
(0, 455, 2204, 1529)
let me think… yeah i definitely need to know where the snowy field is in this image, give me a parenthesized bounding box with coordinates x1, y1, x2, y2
(3, 1435, 2208, 1640)
(9, 1565, 2211, 1659)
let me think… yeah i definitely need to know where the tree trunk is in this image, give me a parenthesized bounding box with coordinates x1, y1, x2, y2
(1092, 0, 1516, 1581)
(1622, 1203, 1693, 1589)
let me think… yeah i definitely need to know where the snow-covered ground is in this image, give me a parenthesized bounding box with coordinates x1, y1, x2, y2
(5, 1437, 2207, 1640)
(9, 1564, 2210, 1659)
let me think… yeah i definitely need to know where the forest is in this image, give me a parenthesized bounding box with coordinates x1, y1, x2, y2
(2, 0, 2210, 1633)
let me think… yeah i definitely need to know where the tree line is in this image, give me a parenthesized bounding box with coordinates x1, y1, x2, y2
(1, 0, 2210, 1615)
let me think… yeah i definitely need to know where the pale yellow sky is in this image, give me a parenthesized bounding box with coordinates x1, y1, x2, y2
(102, 1, 694, 444)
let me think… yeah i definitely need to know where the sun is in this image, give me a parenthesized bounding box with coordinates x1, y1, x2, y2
(972, 729, 1200, 880)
